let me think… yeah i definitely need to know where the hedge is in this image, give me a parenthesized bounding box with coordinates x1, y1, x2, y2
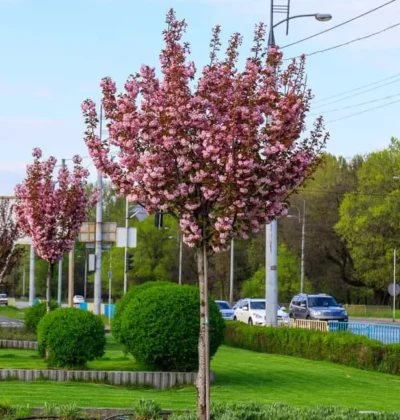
(38, 308, 106, 368)
(112, 281, 177, 345)
(225, 322, 400, 375)
(120, 285, 225, 371)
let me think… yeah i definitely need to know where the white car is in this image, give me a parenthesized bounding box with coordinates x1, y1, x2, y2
(73, 295, 85, 305)
(0, 294, 8, 306)
(233, 298, 289, 326)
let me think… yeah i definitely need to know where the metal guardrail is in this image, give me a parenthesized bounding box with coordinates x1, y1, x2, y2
(329, 321, 400, 344)
(278, 319, 329, 332)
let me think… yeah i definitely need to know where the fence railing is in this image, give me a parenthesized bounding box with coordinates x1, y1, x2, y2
(278, 319, 329, 332)
(329, 321, 400, 344)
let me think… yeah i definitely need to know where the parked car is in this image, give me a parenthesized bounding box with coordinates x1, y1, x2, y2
(0, 294, 8, 306)
(233, 298, 289, 326)
(215, 300, 235, 321)
(73, 295, 85, 305)
(289, 293, 348, 322)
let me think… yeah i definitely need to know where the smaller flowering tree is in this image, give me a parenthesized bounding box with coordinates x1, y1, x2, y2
(0, 198, 24, 282)
(14, 148, 95, 312)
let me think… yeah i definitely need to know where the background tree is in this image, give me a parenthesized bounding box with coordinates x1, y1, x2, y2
(14, 148, 94, 311)
(336, 138, 400, 304)
(0, 198, 24, 284)
(83, 11, 327, 417)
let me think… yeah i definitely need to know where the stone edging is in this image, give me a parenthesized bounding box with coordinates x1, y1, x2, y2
(0, 339, 38, 350)
(0, 369, 214, 389)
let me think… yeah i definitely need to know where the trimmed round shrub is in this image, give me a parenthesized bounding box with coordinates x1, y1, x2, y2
(120, 285, 225, 371)
(112, 281, 177, 344)
(24, 301, 59, 332)
(37, 308, 106, 368)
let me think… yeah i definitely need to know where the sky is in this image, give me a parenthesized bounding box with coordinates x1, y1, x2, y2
(0, 0, 399, 194)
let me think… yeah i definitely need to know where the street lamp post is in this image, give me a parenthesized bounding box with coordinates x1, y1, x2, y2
(287, 201, 306, 293)
(265, 0, 331, 328)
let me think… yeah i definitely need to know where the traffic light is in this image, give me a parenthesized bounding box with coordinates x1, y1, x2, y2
(155, 211, 164, 228)
(126, 252, 134, 271)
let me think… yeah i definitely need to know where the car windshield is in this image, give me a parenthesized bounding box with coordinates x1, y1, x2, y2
(308, 297, 338, 307)
(0, 294, 7, 298)
(216, 301, 231, 310)
(250, 301, 265, 310)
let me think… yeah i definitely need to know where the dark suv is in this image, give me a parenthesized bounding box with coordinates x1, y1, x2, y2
(289, 294, 348, 322)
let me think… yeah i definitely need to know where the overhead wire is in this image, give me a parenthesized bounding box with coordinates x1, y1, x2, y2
(312, 78, 400, 110)
(281, 0, 397, 49)
(285, 22, 400, 61)
(310, 92, 400, 116)
(313, 72, 400, 104)
(326, 98, 400, 123)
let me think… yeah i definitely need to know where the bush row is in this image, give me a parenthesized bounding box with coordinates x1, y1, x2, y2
(225, 322, 400, 375)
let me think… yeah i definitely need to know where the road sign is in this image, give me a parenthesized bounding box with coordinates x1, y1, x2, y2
(388, 283, 400, 297)
(116, 227, 137, 248)
(79, 222, 117, 243)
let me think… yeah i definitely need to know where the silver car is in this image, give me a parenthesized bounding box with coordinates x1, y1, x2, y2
(289, 293, 348, 322)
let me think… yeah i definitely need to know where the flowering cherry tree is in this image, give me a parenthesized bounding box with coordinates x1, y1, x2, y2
(82, 10, 327, 418)
(14, 148, 95, 312)
(0, 198, 24, 283)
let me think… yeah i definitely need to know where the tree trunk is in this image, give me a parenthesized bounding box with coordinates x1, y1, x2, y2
(46, 262, 55, 313)
(196, 241, 210, 420)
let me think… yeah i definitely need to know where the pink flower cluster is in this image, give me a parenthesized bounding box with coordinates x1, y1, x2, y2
(14, 149, 97, 263)
(82, 10, 328, 252)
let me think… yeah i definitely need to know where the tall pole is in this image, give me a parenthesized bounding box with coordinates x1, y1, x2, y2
(84, 248, 88, 300)
(28, 245, 35, 305)
(22, 263, 26, 298)
(68, 244, 75, 307)
(57, 259, 62, 306)
(300, 200, 306, 293)
(178, 233, 183, 285)
(265, 222, 278, 326)
(124, 197, 129, 294)
(394, 249, 396, 323)
(108, 246, 112, 324)
(265, 0, 278, 328)
(94, 106, 104, 316)
(229, 238, 234, 304)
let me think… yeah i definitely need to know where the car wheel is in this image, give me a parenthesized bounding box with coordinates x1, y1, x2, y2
(233, 316, 237, 321)
(306, 315, 311, 320)
(248, 318, 253, 326)
(289, 313, 294, 319)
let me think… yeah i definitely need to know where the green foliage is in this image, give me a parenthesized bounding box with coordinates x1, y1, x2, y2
(241, 243, 310, 301)
(150, 401, 400, 419)
(336, 138, 400, 298)
(133, 399, 162, 420)
(225, 322, 400, 375)
(112, 281, 177, 344)
(37, 308, 106, 368)
(24, 301, 59, 332)
(0, 326, 37, 341)
(58, 403, 83, 420)
(120, 285, 225, 371)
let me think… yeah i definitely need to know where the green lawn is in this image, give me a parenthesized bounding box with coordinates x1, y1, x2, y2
(0, 337, 150, 371)
(1, 342, 400, 411)
(0, 306, 25, 320)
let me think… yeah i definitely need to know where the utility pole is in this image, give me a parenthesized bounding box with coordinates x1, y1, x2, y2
(300, 200, 306, 294)
(94, 106, 104, 315)
(84, 248, 88, 300)
(28, 245, 35, 305)
(178, 233, 183, 285)
(229, 238, 234, 304)
(22, 263, 26, 298)
(57, 259, 62, 305)
(68, 244, 75, 307)
(394, 249, 397, 323)
(124, 197, 129, 294)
